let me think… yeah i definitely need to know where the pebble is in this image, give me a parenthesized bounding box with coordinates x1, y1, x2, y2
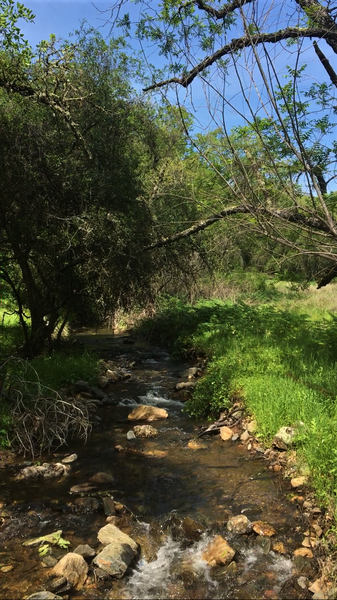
(290, 476, 307, 489)
(240, 430, 250, 442)
(126, 431, 136, 440)
(0, 564, 14, 572)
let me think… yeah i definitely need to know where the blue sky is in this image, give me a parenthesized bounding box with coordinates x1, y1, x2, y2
(16, 1, 337, 192)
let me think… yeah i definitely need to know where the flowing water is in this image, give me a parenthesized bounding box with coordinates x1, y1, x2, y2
(0, 332, 314, 599)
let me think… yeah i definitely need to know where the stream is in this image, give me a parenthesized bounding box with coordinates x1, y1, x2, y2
(0, 332, 315, 600)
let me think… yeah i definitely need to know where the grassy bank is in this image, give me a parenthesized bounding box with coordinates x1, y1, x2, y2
(136, 287, 337, 513)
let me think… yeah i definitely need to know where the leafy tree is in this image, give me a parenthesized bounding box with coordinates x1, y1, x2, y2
(108, 0, 337, 285)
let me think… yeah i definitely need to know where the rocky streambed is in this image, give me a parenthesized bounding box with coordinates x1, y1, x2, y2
(0, 332, 327, 600)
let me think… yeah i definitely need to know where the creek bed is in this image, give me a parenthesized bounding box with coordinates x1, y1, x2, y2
(0, 333, 315, 599)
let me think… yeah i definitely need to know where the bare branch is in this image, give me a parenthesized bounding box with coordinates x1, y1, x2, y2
(313, 40, 337, 86)
(144, 28, 337, 91)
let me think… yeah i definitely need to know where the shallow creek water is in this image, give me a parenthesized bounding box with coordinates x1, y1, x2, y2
(0, 333, 313, 600)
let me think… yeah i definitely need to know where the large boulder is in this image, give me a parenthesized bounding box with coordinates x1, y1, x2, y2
(227, 515, 252, 535)
(202, 535, 235, 567)
(53, 553, 88, 589)
(127, 405, 168, 422)
(94, 524, 138, 578)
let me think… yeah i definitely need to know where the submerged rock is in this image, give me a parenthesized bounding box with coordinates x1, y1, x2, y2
(252, 521, 276, 537)
(69, 483, 98, 494)
(74, 497, 99, 512)
(227, 514, 252, 535)
(202, 535, 236, 566)
(133, 424, 158, 438)
(89, 472, 114, 484)
(53, 552, 88, 589)
(127, 405, 168, 421)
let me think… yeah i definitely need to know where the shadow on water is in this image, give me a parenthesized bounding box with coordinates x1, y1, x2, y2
(0, 330, 313, 600)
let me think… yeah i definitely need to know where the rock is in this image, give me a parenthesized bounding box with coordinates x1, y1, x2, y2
(302, 536, 318, 548)
(240, 430, 250, 442)
(309, 579, 324, 595)
(293, 547, 313, 558)
(0, 565, 14, 572)
(133, 425, 158, 438)
(181, 367, 199, 378)
(254, 535, 271, 553)
(74, 544, 96, 558)
(26, 594, 63, 600)
(231, 434, 239, 442)
(74, 380, 91, 393)
(90, 386, 106, 399)
(126, 430, 136, 440)
(97, 524, 138, 553)
(97, 376, 109, 388)
(181, 517, 204, 542)
(220, 426, 234, 441)
(246, 420, 257, 433)
(273, 465, 283, 473)
(17, 462, 70, 481)
(127, 405, 168, 422)
(106, 516, 117, 524)
(47, 577, 67, 592)
(94, 542, 136, 578)
(115, 445, 124, 452)
(53, 552, 88, 589)
(41, 556, 58, 568)
(94, 525, 138, 578)
(273, 426, 296, 450)
(74, 496, 100, 512)
(187, 440, 207, 450)
(89, 472, 114, 484)
(103, 497, 116, 517)
(312, 524, 323, 538)
(272, 541, 286, 554)
(141, 450, 167, 458)
(227, 515, 252, 535)
(291, 476, 307, 489)
(202, 536, 236, 567)
(297, 576, 309, 589)
(106, 369, 122, 382)
(175, 381, 196, 391)
(62, 454, 78, 464)
(312, 593, 326, 600)
(232, 410, 243, 420)
(252, 521, 276, 537)
(69, 483, 97, 494)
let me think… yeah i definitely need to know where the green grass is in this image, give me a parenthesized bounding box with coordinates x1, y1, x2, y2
(29, 349, 101, 389)
(135, 292, 337, 511)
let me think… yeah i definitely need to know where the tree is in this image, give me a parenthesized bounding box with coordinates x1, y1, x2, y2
(108, 0, 337, 285)
(0, 26, 176, 356)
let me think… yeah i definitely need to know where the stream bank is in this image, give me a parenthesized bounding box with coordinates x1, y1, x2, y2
(0, 332, 323, 599)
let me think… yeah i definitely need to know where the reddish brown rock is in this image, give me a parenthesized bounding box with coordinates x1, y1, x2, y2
(202, 536, 236, 567)
(252, 521, 276, 537)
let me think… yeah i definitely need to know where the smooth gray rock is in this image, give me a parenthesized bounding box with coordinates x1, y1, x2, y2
(126, 430, 136, 440)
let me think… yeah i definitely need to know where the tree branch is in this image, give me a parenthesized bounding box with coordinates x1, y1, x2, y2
(144, 27, 337, 91)
(144, 204, 334, 250)
(313, 41, 337, 86)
